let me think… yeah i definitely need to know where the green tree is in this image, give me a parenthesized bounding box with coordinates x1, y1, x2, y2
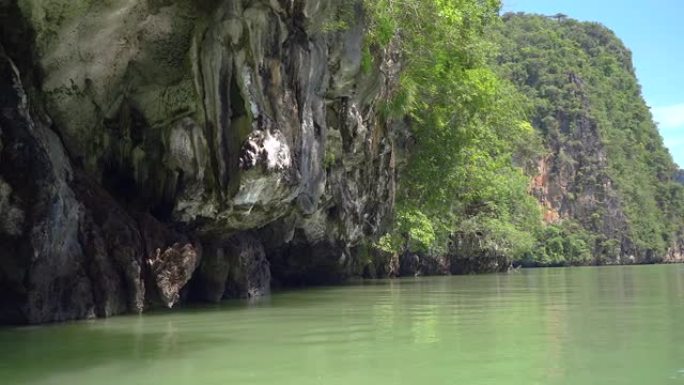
(365, 1, 543, 268)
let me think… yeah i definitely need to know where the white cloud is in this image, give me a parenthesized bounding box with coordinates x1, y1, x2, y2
(652, 103, 684, 131)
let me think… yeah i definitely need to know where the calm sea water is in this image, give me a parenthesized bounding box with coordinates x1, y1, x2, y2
(1, 265, 683, 385)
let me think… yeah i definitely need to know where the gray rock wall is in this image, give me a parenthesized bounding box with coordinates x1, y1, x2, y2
(0, 0, 398, 324)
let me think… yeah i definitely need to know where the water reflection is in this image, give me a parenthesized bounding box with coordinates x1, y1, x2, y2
(0, 265, 683, 385)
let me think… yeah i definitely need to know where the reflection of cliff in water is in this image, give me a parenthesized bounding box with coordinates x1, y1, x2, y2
(0, 310, 232, 384)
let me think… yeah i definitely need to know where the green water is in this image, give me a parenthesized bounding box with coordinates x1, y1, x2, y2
(1, 265, 684, 385)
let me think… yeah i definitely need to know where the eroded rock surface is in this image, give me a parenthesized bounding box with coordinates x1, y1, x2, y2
(197, 233, 270, 301)
(0, 0, 397, 324)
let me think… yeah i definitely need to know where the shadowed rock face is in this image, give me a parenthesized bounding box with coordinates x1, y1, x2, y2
(196, 233, 270, 301)
(0, 0, 397, 324)
(0, 46, 95, 324)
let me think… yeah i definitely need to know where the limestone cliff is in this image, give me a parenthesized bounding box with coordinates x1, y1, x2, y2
(0, 0, 398, 324)
(496, 14, 684, 265)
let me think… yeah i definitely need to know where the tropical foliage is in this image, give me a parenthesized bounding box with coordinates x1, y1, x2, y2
(365, 3, 684, 269)
(494, 13, 684, 262)
(363, 0, 543, 269)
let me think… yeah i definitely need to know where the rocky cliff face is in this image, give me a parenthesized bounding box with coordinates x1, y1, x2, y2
(528, 72, 634, 262)
(497, 14, 684, 265)
(0, 0, 398, 324)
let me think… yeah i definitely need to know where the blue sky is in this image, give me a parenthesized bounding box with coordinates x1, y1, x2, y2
(502, 0, 684, 167)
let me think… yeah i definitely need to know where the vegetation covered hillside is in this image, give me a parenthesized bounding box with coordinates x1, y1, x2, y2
(362, 0, 544, 275)
(366, 5, 684, 274)
(492, 13, 684, 265)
